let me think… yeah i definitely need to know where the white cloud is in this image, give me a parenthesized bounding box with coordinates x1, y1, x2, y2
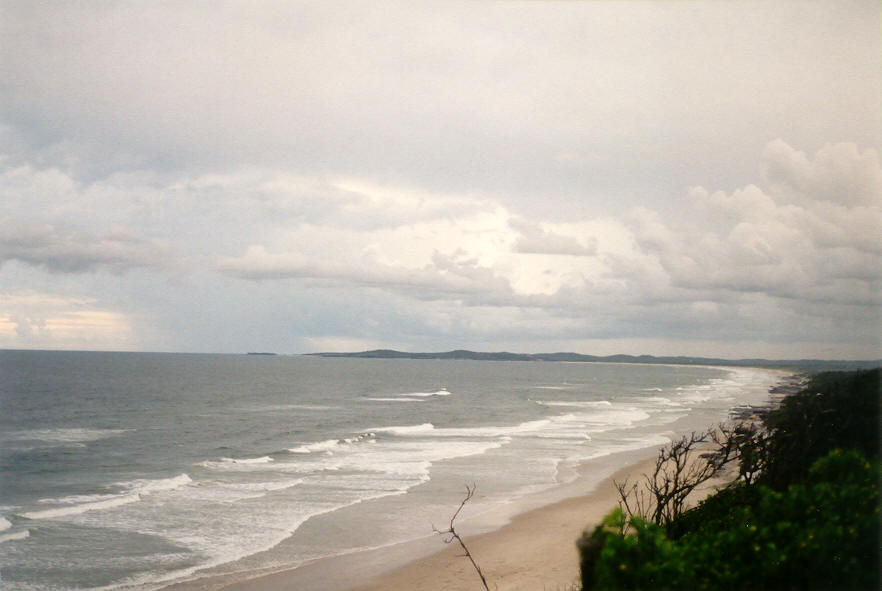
(625, 142, 881, 307)
(762, 140, 882, 207)
(510, 217, 598, 256)
(1, 136, 878, 356)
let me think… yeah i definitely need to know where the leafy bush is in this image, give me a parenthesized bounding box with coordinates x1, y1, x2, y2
(580, 369, 882, 590)
(581, 450, 880, 591)
(579, 509, 694, 591)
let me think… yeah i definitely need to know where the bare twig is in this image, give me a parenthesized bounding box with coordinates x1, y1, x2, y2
(433, 484, 490, 591)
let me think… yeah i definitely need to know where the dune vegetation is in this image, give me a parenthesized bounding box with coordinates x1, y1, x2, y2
(578, 369, 881, 591)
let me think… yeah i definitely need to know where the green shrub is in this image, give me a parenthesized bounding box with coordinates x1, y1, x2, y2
(582, 450, 881, 591)
(580, 508, 694, 591)
(580, 369, 881, 590)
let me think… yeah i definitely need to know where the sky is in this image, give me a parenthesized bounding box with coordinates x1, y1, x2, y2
(0, 1, 880, 359)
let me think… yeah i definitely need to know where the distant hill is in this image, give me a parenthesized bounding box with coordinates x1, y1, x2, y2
(307, 349, 880, 371)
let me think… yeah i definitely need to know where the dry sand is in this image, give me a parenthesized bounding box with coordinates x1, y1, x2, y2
(347, 461, 646, 591)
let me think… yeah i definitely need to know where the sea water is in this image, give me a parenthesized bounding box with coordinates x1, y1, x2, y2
(0, 351, 781, 590)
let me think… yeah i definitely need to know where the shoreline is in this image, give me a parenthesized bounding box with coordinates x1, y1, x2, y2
(213, 453, 659, 591)
(163, 370, 799, 591)
(160, 448, 659, 591)
(216, 440, 745, 591)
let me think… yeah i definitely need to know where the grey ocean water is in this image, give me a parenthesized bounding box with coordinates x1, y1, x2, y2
(0, 351, 780, 590)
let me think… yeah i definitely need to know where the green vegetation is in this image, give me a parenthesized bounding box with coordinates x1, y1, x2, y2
(579, 369, 881, 591)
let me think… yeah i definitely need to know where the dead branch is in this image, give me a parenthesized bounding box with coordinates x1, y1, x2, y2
(616, 428, 738, 527)
(712, 420, 772, 485)
(433, 484, 490, 591)
(614, 478, 651, 528)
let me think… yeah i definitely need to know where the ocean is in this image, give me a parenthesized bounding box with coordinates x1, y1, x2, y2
(0, 351, 781, 590)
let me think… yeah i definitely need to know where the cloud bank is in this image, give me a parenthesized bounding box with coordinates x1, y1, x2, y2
(0, 2, 878, 358)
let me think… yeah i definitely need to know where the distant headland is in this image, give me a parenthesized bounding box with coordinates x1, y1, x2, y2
(307, 349, 880, 371)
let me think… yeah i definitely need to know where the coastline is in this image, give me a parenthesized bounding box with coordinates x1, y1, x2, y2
(162, 369, 798, 591)
(205, 453, 659, 591)
(216, 441, 746, 591)
(345, 455, 661, 591)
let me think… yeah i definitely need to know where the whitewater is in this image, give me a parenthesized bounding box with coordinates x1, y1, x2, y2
(0, 351, 782, 590)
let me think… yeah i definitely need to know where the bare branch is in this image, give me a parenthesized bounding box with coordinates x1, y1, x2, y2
(618, 429, 739, 528)
(435, 484, 490, 591)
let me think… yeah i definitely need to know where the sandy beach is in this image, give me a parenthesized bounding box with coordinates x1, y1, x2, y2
(209, 454, 659, 591)
(347, 459, 653, 591)
(162, 372, 794, 591)
(214, 434, 747, 591)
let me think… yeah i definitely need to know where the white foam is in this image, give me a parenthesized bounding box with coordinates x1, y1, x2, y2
(23, 474, 193, 520)
(184, 478, 307, 503)
(343, 433, 374, 444)
(224, 478, 304, 493)
(369, 423, 436, 436)
(369, 389, 450, 401)
(78, 435, 514, 590)
(579, 434, 672, 461)
(535, 400, 612, 408)
(326, 438, 509, 478)
(366, 407, 653, 442)
(0, 529, 29, 544)
(288, 434, 375, 454)
(289, 439, 342, 454)
(198, 456, 274, 469)
(119, 473, 193, 495)
(404, 389, 451, 397)
(0, 364, 788, 591)
(20, 493, 141, 520)
(0, 516, 11, 531)
(678, 392, 712, 403)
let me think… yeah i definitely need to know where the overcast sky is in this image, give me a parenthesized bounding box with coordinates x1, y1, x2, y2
(1, 1, 880, 359)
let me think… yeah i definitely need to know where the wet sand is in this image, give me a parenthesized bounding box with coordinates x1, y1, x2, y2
(214, 455, 661, 591)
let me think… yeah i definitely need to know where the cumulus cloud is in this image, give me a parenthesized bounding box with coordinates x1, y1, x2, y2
(762, 140, 882, 207)
(1, 135, 878, 356)
(0, 221, 175, 273)
(217, 244, 516, 300)
(510, 218, 598, 256)
(623, 141, 881, 311)
(213, 183, 620, 304)
(211, 141, 880, 343)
